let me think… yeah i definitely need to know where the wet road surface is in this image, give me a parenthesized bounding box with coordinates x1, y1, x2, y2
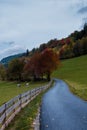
(40, 79, 87, 130)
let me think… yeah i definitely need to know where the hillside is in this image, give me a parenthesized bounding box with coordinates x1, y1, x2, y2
(0, 24, 87, 66)
(0, 53, 26, 66)
(29, 23, 87, 59)
(52, 55, 87, 100)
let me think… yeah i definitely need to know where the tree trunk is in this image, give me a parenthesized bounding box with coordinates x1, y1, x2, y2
(33, 74, 37, 81)
(47, 73, 50, 81)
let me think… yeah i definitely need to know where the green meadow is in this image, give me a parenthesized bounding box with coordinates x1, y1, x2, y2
(0, 81, 48, 106)
(52, 55, 87, 100)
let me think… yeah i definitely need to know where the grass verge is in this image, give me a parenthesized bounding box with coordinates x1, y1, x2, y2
(6, 93, 42, 130)
(52, 55, 87, 100)
(65, 80, 87, 101)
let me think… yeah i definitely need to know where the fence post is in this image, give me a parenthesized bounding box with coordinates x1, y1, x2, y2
(3, 103, 7, 128)
(13, 99, 15, 115)
(19, 94, 22, 109)
(30, 90, 31, 101)
(25, 93, 28, 103)
(35, 88, 37, 95)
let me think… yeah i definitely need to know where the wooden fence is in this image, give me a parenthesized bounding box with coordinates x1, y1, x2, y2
(0, 80, 52, 130)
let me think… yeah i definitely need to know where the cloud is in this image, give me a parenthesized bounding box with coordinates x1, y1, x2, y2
(0, 44, 26, 60)
(0, 0, 87, 60)
(9, 41, 15, 45)
(83, 17, 87, 22)
(0, 41, 15, 45)
(78, 6, 87, 14)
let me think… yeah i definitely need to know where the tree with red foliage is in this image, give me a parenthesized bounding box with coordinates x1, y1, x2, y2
(40, 49, 60, 81)
(24, 53, 40, 80)
(66, 38, 71, 45)
(25, 49, 59, 80)
(24, 49, 60, 81)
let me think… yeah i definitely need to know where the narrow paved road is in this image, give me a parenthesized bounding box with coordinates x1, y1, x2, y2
(40, 79, 87, 130)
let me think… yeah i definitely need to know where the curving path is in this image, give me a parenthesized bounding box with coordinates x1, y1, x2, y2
(40, 79, 87, 130)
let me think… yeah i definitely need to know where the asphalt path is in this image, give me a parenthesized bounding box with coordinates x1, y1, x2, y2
(40, 79, 87, 130)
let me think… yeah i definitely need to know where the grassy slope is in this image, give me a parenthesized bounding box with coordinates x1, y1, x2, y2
(52, 55, 87, 100)
(0, 81, 48, 106)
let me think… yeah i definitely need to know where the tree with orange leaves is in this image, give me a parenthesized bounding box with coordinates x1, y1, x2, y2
(24, 52, 42, 81)
(24, 49, 60, 81)
(40, 49, 60, 81)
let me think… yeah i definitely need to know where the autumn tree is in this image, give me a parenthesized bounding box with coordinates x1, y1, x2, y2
(24, 53, 42, 81)
(7, 58, 25, 81)
(0, 64, 6, 80)
(73, 37, 87, 56)
(81, 37, 87, 54)
(26, 49, 29, 56)
(40, 49, 60, 81)
(39, 43, 47, 52)
(24, 49, 60, 81)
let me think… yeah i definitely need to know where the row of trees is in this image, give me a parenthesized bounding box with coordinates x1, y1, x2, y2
(59, 36, 87, 59)
(0, 49, 60, 81)
(29, 23, 87, 60)
(73, 37, 87, 56)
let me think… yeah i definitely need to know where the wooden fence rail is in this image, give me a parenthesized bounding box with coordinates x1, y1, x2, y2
(0, 80, 52, 130)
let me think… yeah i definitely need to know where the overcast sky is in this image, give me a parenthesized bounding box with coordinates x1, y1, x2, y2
(0, 0, 87, 60)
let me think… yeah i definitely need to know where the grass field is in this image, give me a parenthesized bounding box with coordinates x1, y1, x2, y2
(52, 55, 87, 100)
(0, 81, 48, 106)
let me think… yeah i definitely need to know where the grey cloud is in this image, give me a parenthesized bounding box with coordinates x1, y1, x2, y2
(0, 45, 25, 60)
(1, 41, 15, 45)
(83, 17, 87, 22)
(78, 6, 87, 14)
(0, 0, 86, 60)
(82, 17, 87, 25)
(8, 41, 15, 45)
(2, 45, 25, 54)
